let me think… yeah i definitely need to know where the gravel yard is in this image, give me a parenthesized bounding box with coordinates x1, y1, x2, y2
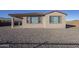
(0, 27, 79, 48)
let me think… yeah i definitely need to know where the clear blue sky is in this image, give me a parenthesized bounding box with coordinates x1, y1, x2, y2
(0, 10, 79, 21)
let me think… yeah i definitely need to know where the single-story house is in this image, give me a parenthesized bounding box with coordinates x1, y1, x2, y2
(9, 11, 67, 28)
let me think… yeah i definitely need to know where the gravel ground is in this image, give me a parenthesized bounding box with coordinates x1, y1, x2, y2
(0, 27, 79, 48)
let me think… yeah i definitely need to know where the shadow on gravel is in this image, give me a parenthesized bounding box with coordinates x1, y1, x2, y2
(0, 41, 79, 48)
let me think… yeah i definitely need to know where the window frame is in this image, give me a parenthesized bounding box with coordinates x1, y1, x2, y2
(49, 16, 61, 24)
(27, 16, 42, 24)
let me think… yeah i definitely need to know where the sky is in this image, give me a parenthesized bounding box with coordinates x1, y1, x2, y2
(0, 10, 79, 21)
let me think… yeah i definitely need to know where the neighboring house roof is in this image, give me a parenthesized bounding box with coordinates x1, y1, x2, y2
(9, 11, 67, 19)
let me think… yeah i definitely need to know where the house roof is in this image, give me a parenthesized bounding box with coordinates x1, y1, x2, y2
(9, 13, 46, 19)
(46, 11, 67, 15)
(9, 11, 67, 19)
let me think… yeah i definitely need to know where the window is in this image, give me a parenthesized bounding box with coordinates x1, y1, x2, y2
(50, 16, 61, 24)
(27, 16, 41, 24)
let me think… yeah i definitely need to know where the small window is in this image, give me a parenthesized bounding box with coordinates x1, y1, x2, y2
(27, 16, 41, 24)
(49, 16, 61, 24)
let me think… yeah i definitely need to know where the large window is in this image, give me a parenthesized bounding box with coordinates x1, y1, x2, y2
(49, 16, 61, 24)
(27, 16, 41, 24)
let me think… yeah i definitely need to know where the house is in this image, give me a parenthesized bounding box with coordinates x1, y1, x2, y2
(9, 11, 67, 28)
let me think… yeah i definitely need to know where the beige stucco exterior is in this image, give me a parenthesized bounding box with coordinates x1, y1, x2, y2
(43, 12, 66, 28)
(11, 12, 66, 28)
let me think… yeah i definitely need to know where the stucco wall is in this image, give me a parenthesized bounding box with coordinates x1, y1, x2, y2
(22, 17, 44, 28)
(43, 12, 66, 28)
(22, 12, 66, 28)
